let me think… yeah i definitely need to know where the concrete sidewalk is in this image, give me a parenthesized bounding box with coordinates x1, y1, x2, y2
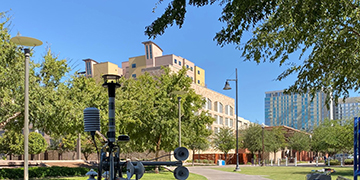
(187, 166, 271, 180)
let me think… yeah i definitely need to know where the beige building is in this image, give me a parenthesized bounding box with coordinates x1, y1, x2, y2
(83, 41, 253, 140)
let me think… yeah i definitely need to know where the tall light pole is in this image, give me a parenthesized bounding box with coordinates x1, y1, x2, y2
(10, 35, 42, 180)
(261, 123, 265, 166)
(171, 90, 186, 147)
(223, 68, 240, 171)
(178, 96, 182, 147)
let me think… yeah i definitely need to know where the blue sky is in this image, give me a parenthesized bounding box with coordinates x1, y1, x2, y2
(2, 1, 305, 124)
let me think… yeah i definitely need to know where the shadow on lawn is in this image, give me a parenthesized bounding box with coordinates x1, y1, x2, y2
(290, 169, 353, 177)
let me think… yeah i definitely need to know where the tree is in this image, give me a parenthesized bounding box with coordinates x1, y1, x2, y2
(48, 134, 77, 160)
(266, 127, 287, 162)
(288, 132, 310, 166)
(81, 133, 103, 161)
(28, 132, 48, 160)
(184, 112, 213, 166)
(146, 0, 360, 103)
(0, 130, 24, 160)
(213, 127, 236, 164)
(0, 12, 30, 127)
(117, 67, 214, 173)
(241, 124, 262, 156)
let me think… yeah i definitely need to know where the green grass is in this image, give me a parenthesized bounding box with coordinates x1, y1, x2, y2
(41, 171, 206, 180)
(215, 166, 356, 180)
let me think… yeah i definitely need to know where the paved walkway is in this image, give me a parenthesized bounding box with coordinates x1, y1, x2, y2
(187, 165, 271, 180)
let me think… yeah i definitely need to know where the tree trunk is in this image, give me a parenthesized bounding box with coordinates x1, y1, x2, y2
(84, 153, 89, 161)
(44, 150, 48, 160)
(58, 152, 62, 160)
(273, 151, 276, 163)
(31, 154, 34, 160)
(154, 135, 161, 174)
(224, 153, 227, 165)
(198, 150, 200, 162)
(192, 149, 195, 166)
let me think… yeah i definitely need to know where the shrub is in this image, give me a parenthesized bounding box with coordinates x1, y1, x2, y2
(0, 166, 90, 179)
(203, 159, 209, 164)
(344, 159, 353, 165)
(324, 159, 341, 165)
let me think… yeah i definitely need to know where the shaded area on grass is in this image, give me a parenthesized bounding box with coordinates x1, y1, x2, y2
(214, 166, 356, 180)
(40, 171, 206, 180)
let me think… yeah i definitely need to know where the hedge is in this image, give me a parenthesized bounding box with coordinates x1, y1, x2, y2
(0, 166, 90, 179)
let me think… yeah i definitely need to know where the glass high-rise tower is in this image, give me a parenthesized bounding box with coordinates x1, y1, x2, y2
(336, 97, 360, 120)
(265, 90, 332, 130)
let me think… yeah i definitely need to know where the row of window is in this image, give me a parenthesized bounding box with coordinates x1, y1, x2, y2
(173, 59, 201, 75)
(205, 98, 234, 115)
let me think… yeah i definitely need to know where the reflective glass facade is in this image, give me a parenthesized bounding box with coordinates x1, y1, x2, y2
(265, 90, 331, 130)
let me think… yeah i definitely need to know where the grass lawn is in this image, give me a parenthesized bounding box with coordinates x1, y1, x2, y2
(41, 171, 207, 180)
(215, 166, 356, 180)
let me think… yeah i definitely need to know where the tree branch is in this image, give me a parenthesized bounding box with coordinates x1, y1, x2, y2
(0, 112, 21, 129)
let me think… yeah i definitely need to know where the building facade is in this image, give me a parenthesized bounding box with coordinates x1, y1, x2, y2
(336, 97, 360, 120)
(83, 41, 252, 133)
(265, 90, 331, 130)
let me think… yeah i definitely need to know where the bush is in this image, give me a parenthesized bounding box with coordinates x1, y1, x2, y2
(324, 159, 341, 165)
(344, 159, 353, 165)
(203, 159, 209, 164)
(0, 166, 90, 179)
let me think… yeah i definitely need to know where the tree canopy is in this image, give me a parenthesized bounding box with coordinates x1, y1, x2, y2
(146, 0, 360, 103)
(213, 126, 236, 163)
(116, 67, 214, 159)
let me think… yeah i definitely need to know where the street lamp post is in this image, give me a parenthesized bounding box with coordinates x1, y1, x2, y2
(223, 68, 240, 171)
(171, 90, 186, 148)
(10, 35, 42, 180)
(262, 123, 265, 166)
(178, 96, 181, 147)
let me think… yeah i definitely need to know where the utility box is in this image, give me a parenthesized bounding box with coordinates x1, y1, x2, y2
(306, 173, 331, 180)
(217, 160, 225, 166)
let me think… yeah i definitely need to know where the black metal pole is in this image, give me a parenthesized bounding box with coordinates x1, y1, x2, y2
(235, 68, 239, 171)
(262, 126, 265, 166)
(178, 96, 181, 147)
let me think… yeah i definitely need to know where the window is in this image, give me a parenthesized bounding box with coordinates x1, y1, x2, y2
(218, 102, 223, 113)
(214, 101, 218, 111)
(146, 45, 149, 59)
(191, 77, 193, 80)
(230, 106, 234, 116)
(132, 74, 136, 78)
(225, 105, 229, 115)
(198, 70, 200, 74)
(230, 119, 233, 127)
(225, 118, 229, 126)
(174, 59, 177, 64)
(149, 45, 153, 59)
(207, 98, 212, 110)
(198, 80, 200, 84)
(191, 67, 193, 71)
(215, 127, 220, 134)
(219, 116, 223, 125)
(179, 61, 182, 65)
(131, 63, 136, 68)
(86, 62, 92, 75)
(186, 65, 189, 69)
(214, 115, 218, 124)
